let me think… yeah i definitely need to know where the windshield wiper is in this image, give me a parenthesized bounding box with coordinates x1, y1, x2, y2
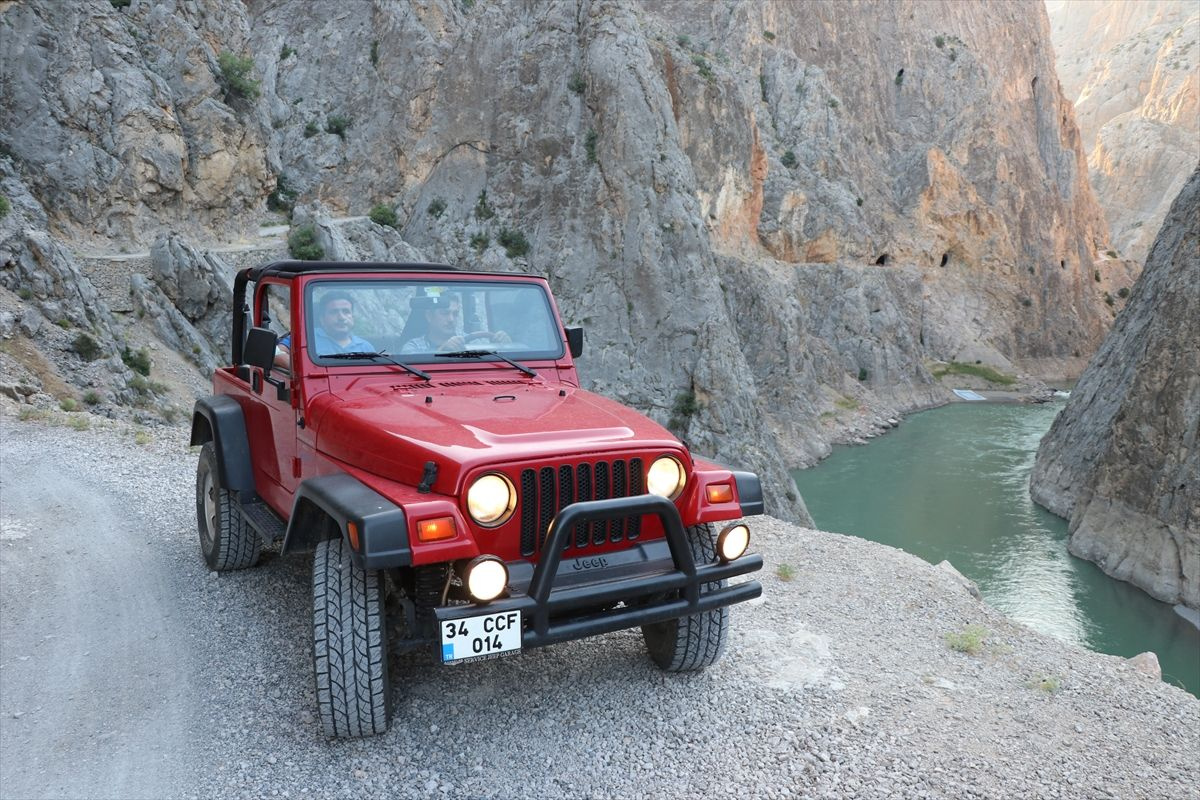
(322, 351, 431, 381)
(436, 349, 538, 377)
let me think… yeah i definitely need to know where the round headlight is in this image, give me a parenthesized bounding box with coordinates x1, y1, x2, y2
(717, 523, 751, 563)
(465, 556, 508, 603)
(646, 455, 686, 500)
(467, 473, 516, 526)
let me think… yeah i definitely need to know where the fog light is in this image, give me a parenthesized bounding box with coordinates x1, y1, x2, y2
(465, 556, 508, 603)
(716, 523, 750, 563)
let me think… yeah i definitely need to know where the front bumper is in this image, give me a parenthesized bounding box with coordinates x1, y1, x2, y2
(433, 494, 763, 649)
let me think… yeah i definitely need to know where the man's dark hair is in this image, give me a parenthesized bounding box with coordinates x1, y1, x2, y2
(318, 290, 354, 314)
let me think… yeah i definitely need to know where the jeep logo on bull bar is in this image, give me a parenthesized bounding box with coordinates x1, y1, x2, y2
(571, 556, 610, 571)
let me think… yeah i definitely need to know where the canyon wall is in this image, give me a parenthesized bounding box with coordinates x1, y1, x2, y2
(1046, 0, 1199, 265)
(1031, 167, 1199, 609)
(1, 0, 1128, 521)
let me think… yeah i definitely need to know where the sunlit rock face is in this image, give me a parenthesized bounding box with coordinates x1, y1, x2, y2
(1046, 0, 1199, 265)
(0, 0, 1127, 523)
(1032, 167, 1199, 610)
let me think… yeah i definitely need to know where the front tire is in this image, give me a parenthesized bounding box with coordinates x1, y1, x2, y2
(312, 538, 392, 738)
(195, 442, 260, 571)
(641, 522, 730, 672)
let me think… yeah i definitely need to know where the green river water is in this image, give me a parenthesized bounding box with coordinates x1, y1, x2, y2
(791, 400, 1200, 697)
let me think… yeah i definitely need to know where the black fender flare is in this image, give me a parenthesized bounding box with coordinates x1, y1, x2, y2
(283, 474, 412, 570)
(190, 395, 256, 497)
(731, 471, 765, 516)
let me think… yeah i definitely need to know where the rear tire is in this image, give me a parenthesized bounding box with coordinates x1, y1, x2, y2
(641, 522, 729, 671)
(312, 538, 392, 738)
(195, 442, 260, 571)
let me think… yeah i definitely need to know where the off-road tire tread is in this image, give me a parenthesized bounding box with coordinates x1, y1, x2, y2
(197, 442, 260, 571)
(642, 522, 730, 672)
(312, 538, 391, 738)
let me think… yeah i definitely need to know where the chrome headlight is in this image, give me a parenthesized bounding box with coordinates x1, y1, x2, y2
(646, 455, 686, 500)
(467, 473, 516, 526)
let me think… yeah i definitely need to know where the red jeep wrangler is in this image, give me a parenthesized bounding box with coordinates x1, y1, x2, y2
(191, 261, 764, 738)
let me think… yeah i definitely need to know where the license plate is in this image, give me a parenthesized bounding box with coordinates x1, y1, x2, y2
(440, 609, 523, 664)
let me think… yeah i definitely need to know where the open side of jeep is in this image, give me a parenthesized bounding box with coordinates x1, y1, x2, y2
(191, 261, 764, 738)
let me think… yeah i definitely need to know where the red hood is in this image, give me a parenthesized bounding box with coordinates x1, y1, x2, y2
(312, 378, 681, 492)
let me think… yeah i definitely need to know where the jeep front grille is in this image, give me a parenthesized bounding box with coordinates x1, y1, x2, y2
(519, 459, 644, 556)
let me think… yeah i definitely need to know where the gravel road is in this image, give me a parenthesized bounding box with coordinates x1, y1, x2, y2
(1, 413, 1197, 800)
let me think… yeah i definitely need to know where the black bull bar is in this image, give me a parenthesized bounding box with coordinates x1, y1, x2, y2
(434, 494, 763, 648)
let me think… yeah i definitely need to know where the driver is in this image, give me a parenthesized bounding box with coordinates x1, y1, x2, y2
(401, 293, 510, 353)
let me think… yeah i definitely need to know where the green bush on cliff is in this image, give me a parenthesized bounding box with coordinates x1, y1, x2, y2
(368, 204, 397, 228)
(497, 228, 530, 259)
(288, 225, 324, 260)
(217, 52, 261, 102)
(0, 194, 10, 218)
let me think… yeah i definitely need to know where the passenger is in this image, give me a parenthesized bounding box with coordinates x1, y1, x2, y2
(277, 291, 375, 363)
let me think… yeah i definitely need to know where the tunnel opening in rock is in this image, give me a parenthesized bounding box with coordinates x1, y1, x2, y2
(875, 253, 890, 265)
(940, 252, 950, 267)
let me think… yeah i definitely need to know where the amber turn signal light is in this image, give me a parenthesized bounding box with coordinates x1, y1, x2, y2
(346, 521, 360, 550)
(417, 516, 456, 542)
(706, 483, 734, 504)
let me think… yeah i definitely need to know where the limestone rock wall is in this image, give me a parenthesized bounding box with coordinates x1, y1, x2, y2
(1046, 0, 1199, 264)
(1031, 167, 1199, 609)
(0, 0, 273, 245)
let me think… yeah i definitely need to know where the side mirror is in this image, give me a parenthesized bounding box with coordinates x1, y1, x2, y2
(565, 326, 583, 358)
(244, 326, 279, 372)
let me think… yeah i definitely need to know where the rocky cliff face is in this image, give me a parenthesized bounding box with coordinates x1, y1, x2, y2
(1031, 167, 1199, 609)
(1, 0, 1128, 522)
(1046, 0, 1199, 265)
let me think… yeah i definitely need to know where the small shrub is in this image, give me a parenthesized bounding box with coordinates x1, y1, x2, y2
(1117, 286, 1130, 299)
(83, 390, 101, 406)
(935, 35, 945, 48)
(121, 346, 152, 376)
(18, 407, 48, 422)
(427, 198, 447, 219)
(0, 194, 10, 218)
(129, 375, 168, 399)
(59, 397, 78, 412)
(469, 232, 490, 253)
(134, 429, 152, 446)
(835, 396, 858, 410)
(370, 40, 379, 67)
(1104, 292, 1114, 306)
(287, 224, 324, 260)
(895, 70, 904, 86)
(73, 333, 103, 361)
(1020, 297, 1032, 307)
(857, 367, 869, 382)
(672, 390, 698, 419)
(474, 190, 495, 221)
(68, 416, 90, 431)
(945, 624, 988, 655)
(828, 98, 839, 108)
(1026, 675, 1062, 693)
(676, 34, 691, 48)
(1105, 249, 1117, 258)
(949, 50, 958, 62)
(110, 0, 131, 8)
(763, 30, 776, 41)
(267, 174, 297, 213)
(692, 55, 714, 82)
(856, 197, 863, 207)
(368, 203, 397, 228)
(279, 44, 296, 60)
(568, 72, 586, 94)
(325, 115, 350, 138)
(585, 128, 598, 163)
(1094, 269, 1101, 282)
(56, 318, 71, 329)
(759, 73, 768, 102)
(303, 121, 319, 138)
(18, 287, 32, 300)
(497, 228, 530, 259)
(781, 150, 797, 168)
(776, 563, 795, 581)
(217, 51, 261, 102)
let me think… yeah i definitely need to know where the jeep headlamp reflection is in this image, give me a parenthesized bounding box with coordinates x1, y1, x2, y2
(646, 455, 686, 500)
(466, 473, 516, 526)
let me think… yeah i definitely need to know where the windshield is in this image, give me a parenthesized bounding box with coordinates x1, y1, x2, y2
(303, 279, 564, 365)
